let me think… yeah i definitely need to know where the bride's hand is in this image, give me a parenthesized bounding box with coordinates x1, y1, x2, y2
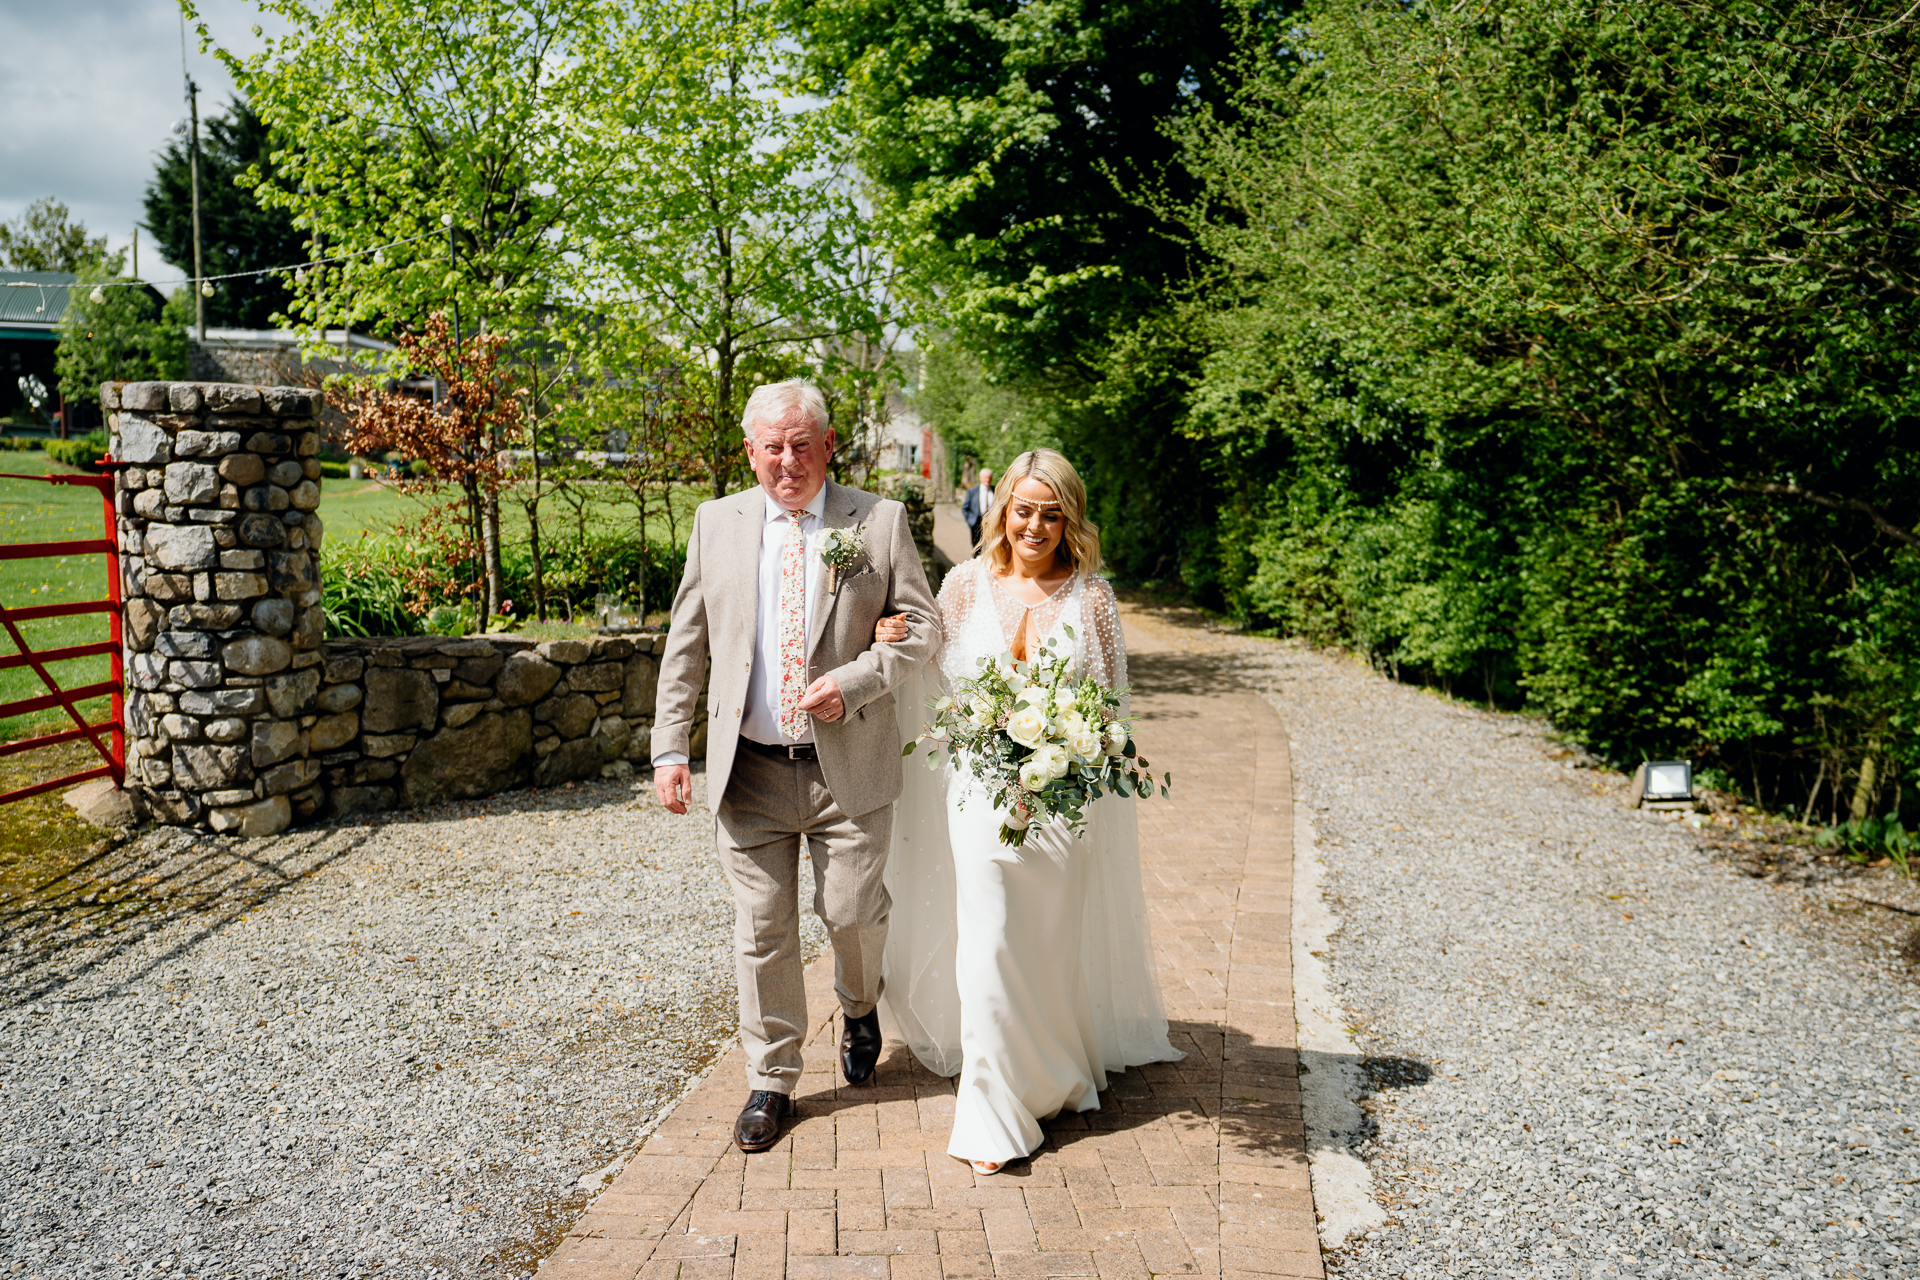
(873, 613, 909, 644)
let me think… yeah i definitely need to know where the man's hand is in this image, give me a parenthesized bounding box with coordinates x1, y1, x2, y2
(654, 763, 693, 814)
(797, 674, 845, 722)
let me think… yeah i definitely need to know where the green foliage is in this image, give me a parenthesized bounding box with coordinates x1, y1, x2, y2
(799, 0, 1246, 591)
(1816, 817, 1916, 878)
(54, 261, 190, 393)
(498, 533, 685, 623)
(142, 97, 303, 328)
(321, 535, 424, 637)
(44, 432, 110, 472)
(915, 343, 1061, 482)
(1160, 0, 1920, 816)
(0, 198, 106, 272)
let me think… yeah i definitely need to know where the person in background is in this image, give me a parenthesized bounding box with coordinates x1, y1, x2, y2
(962, 467, 994, 547)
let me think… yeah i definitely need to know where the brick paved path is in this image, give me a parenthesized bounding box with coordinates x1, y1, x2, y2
(540, 614, 1320, 1279)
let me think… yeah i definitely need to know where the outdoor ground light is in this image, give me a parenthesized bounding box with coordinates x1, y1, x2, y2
(1637, 760, 1694, 804)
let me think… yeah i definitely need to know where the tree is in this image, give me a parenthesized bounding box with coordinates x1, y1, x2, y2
(199, 0, 655, 340)
(200, 0, 662, 619)
(0, 198, 107, 273)
(55, 256, 190, 400)
(580, 0, 898, 499)
(338, 312, 523, 628)
(1168, 0, 1920, 814)
(793, 0, 1260, 583)
(143, 97, 304, 328)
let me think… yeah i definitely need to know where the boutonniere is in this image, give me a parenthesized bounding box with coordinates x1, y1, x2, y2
(819, 525, 866, 593)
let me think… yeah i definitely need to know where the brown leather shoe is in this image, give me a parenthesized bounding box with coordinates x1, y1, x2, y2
(734, 1090, 790, 1152)
(841, 1009, 882, 1085)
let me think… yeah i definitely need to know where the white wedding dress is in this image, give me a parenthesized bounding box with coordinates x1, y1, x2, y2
(881, 558, 1179, 1164)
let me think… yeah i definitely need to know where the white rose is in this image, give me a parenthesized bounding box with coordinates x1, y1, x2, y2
(1053, 687, 1077, 714)
(1032, 743, 1071, 781)
(1016, 684, 1051, 707)
(1020, 744, 1069, 787)
(1067, 727, 1102, 761)
(1006, 705, 1049, 748)
(1058, 709, 1089, 737)
(968, 696, 995, 726)
(1105, 723, 1129, 757)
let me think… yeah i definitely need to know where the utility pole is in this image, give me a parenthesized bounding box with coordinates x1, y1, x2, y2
(187, 76, 206, 342)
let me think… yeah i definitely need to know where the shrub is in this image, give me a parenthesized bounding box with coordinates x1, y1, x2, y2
(321, 535, 425, 637)
(45, 431, 110, 471)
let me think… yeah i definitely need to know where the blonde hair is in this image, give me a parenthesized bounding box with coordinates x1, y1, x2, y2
(979, 448, 1102, 576)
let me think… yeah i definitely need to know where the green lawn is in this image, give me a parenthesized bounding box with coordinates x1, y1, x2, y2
(0, 459, 713, 756)
(0, 453, 119, 749)
(322, 472, 710, 545)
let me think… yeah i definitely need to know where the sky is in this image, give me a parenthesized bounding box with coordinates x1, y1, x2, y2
(0, 0, 280, 282)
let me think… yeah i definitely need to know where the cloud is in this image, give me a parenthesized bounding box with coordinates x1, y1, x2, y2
(0, 0, 277, 278)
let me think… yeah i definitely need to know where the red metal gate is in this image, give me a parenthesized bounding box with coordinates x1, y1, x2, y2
(0, 470, 123, 802)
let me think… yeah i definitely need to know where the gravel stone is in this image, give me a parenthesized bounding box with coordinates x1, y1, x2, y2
(1234, 639, 1920, 1280)
(0, 770, 816, 1279)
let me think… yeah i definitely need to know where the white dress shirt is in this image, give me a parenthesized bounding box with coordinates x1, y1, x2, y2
(653, 486, 826, 767)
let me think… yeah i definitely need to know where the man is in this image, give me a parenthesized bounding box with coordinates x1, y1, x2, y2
(652, 379, 940, 1153)
(962, 467, 994, 546)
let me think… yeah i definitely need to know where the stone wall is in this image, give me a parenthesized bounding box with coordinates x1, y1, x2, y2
(310, 633, 705, 818)
(107, 380, 328, 836)
(104, 379, 716, 833)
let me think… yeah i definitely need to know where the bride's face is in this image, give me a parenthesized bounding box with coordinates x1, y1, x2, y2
(1003, 477, 1066, 573)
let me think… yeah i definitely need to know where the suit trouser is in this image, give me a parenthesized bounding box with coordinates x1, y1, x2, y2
(715, 747, 893, 1094)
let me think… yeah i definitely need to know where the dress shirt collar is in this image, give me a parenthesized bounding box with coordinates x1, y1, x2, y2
(763, 484, 828, 526)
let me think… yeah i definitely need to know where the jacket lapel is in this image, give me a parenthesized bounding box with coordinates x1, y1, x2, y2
(807, 481, 861, 659)
(730, 488, 765, 635)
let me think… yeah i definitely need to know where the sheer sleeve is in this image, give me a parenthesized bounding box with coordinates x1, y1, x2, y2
(1078, 576, 1128, 694)
(935, 560, 980, 687)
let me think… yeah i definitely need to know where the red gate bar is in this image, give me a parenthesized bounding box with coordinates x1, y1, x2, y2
(0, 539, 116, 560)
(0, 640, 119, 672)
(0, 468, 124, 799)
(0, 679, 122, 720)
(0, 721, 123, 760)
(0, 599, 118, 624)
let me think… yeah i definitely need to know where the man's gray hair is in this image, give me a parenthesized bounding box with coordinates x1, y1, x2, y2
(741, 379, 830, 440)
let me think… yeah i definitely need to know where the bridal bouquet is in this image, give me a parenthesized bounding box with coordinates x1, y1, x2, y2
(904, 625, 1170, 847)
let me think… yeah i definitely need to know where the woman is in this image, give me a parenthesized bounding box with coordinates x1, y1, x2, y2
(873, 449, 1178, 1174)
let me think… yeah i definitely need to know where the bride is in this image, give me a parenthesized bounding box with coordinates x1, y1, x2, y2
(871, 448, 1179, 1174)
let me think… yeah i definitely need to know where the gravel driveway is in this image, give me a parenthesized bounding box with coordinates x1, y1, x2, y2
(1, 770, 814, 1280)
(1116, 602, 1918, 1280)
(1245, 641, 1919, 1279)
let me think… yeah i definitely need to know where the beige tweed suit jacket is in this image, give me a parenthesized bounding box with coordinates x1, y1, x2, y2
(651, 479, 941, 817)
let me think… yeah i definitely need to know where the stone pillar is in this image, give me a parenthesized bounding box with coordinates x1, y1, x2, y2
(105, 380, 328, 836)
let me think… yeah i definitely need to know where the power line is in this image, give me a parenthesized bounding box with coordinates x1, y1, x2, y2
(0, 230, 442, 304)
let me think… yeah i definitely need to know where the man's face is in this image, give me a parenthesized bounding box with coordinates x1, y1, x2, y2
(980, 470, 993, 491)
(746, 408, 834, 510)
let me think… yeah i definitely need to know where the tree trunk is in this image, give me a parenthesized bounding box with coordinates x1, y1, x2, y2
(1849, 749, 1880, 825)
(526, 499, 547, 622)
(483, 488, 504, 620)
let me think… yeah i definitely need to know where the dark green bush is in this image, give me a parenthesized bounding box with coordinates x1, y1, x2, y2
(500, 532, 684, 623)
(45, 431, 110, 471)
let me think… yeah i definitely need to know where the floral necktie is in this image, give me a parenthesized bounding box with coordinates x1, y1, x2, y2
(778, 509, 809, 740)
